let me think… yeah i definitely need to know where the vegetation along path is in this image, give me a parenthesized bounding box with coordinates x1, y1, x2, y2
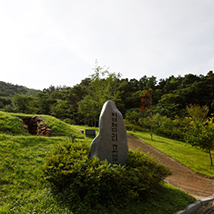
(127, 133, 214, 200)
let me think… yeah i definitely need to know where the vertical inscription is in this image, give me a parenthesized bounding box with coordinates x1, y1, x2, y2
(111, 113, 118, 164)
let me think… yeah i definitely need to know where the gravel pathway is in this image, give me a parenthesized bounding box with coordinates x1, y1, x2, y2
(127, 133, 214, 200)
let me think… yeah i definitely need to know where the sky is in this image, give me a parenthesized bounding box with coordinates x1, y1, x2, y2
(0, 0, 214, 90)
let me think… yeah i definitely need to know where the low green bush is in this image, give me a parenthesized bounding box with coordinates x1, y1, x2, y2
(41, 142, 171, 212)
(125, 123, 143, 131)
(63, 118, 75, 125)
(155, 127, 185, 141)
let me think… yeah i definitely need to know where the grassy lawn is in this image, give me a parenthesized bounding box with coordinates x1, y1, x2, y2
(128, 131, 214, 178)
(0, 111, 196, 213)
(0, 134, 195, 214)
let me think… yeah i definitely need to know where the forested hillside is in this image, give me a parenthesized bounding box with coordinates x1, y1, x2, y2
(1, 67, 214, 164)
(0, 81, 40, 109)
(1, 67, 214, 127)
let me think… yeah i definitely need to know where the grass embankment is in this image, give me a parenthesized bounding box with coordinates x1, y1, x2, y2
(0, 111, 29, 136)
(0, 111, 195, 213)
(129, 131, 214, 178)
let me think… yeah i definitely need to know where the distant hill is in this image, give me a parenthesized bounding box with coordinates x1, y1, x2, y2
(0, 81, 41, 97)
(0, 81, 41, 108)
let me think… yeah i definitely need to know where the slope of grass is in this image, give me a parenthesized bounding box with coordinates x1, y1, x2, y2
(0, 134, 90, 212)
(10, 112, 83, 137)
(129, 131, 214, 177)
(0, 135, 66, 206)
(0, 111, 29, 135)
(0, 111, 97, 137)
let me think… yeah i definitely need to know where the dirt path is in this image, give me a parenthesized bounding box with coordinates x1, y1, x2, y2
(127, 133, 214, 200)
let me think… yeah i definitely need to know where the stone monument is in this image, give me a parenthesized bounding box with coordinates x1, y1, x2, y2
(90, 100, 128, 165)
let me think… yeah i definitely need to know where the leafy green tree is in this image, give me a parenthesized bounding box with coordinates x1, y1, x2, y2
(3, 104, 15, 112)
(78, 95, 97, 126)
(186, 117, 214, 165)
(60, 84, 88, 125)
(145, 76, 157, 90)
(50, 99, 68, 120)
(157, 93, 182, 118)
(124, 90, 145, 110)
(186, 104, 209, 122)
(12, 93, 38, 114)
(182, 74, 201, 87)
(78, 62, 124, 126)
(185, 104, 214, 165)
(0, 96, 11, 107)
(36, 92, 56, 115)
(125, 109, 141, 125)
(140, 89, 154, 139)
(138, 75, 149, 90)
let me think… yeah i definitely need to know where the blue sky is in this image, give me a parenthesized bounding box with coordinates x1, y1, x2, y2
(0, 0, 214, 90)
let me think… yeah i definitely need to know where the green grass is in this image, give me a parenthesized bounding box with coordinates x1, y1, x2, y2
(0, 134, 92, 213)
(129, 131, 214, 177)
(0, 111, 196, 213)
(0, 111, 98, 137)
(10, 112, 90, 137)
(2, 183, 195, 214)
(0, 111, 29, 136)
(0, 132, 195, 214)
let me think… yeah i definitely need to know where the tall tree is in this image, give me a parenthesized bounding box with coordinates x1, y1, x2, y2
(185, 104, 213, 165)
(78, 62, 124, 126)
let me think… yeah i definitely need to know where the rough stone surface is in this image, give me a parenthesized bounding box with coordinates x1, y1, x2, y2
(90, 100, 128, 165)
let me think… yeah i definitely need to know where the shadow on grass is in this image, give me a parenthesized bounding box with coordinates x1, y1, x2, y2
(47, 184, 195, 214)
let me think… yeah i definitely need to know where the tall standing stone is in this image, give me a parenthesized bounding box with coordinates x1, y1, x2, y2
(90, 100, 128, 165)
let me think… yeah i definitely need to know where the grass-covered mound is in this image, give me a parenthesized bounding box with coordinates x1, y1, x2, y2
(10, 112, 85, 137)
(0, 111, 29, 135)
(0, 110, 97, 137)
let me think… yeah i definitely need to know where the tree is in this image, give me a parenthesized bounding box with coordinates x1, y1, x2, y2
(140, 89, 154, 139)
(145, 76, 157, 90)
(157, 93, 182, 118)
(78, 95, 97, 126)
(78, 61, 124, 126)
(61, 85, 87, 125)
(185, 104, 213, 165)
(125, 109, 141, 125)
(36, 92, 56, 115)
(12, 93, 38, 114)
(186, 104, 209, 122)
(50, 99, 68, 120)
(186, 117, 214, 166)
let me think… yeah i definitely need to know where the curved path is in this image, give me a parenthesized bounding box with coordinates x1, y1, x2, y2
(127, 133, 214, 199)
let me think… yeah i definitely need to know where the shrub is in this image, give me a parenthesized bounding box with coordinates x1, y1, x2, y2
(63, 118, 75, 125)
(41, 141, 171, 211)
(125, 124, 143, 131)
